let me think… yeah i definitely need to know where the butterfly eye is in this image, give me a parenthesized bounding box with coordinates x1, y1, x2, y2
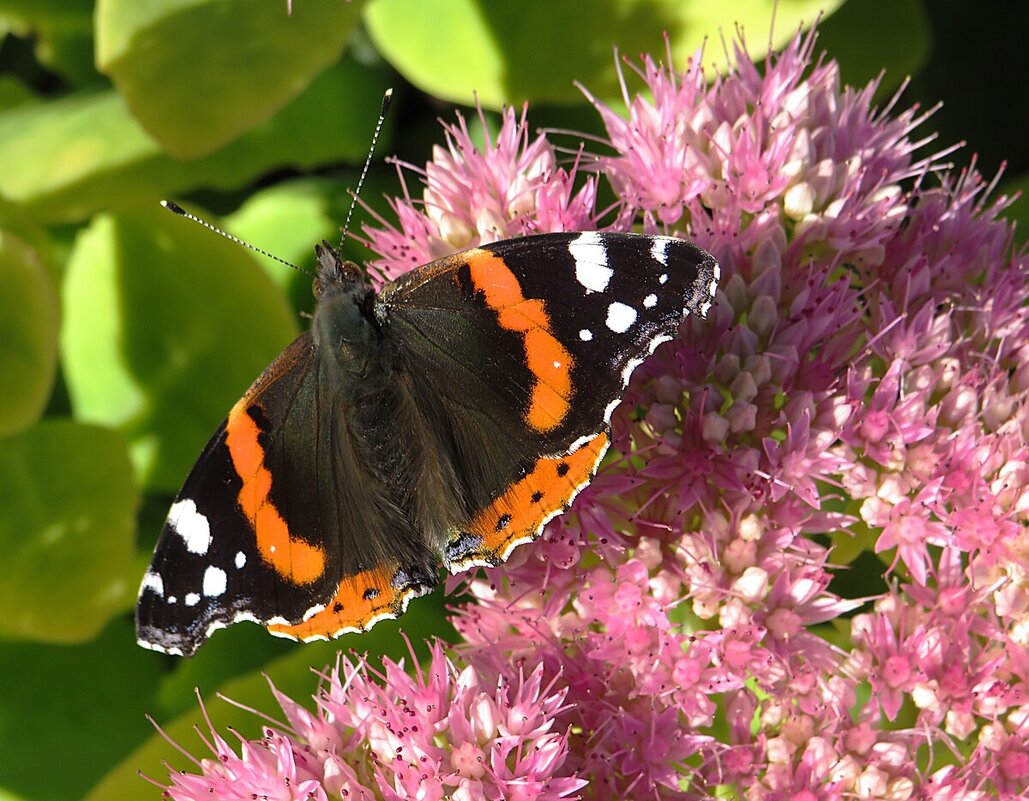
(312, 278, 323, 298)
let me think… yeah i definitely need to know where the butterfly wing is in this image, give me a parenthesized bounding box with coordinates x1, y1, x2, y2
(137, 231, 717, 655)
(135, 333, 437, 656)
(381, 231, 718, 568)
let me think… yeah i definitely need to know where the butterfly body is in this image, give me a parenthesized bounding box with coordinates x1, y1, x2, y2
(137, 232, 718, 656)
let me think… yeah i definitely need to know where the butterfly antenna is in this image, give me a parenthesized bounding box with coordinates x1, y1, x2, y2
(160, 200, 314, 276)
(338, 88, 393, 255)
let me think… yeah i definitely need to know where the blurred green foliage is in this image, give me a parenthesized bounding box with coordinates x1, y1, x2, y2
(0, 1, 1024, 799)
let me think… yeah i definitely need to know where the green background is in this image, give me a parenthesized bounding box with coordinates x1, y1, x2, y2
(0, 1, 1025, 799)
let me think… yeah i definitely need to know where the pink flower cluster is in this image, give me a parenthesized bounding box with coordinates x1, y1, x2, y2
(158, 642, 585, 801)
(158, 28, 1028, 801)
(365, 106, 598, 275)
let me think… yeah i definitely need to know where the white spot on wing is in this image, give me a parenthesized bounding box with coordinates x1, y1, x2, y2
(695, 259, 720, 315)
(648, 334, 673, 354)
(659, 274, 668, 284)
(168, 499, 211, 555)
(302, 604, 325, 622)
(700, 263, 719, 316)
(643, 293, 658, 308)
(604, 398, 620, 423)
(141, 572, 164, 597)
(606, 302, 637, 333)
(651, 237, 670, 266)
(566, 433, 596, 453)
(621, 356, 645, 387)
(570, 232, 613, 293)
(579, 329, 593, 341)
(235, 551, 246, 569)
(137, 639, 184, 656)
(204, 621, 227, 642)
(184, 592, 201, 607)
(202, 566, 227, 597)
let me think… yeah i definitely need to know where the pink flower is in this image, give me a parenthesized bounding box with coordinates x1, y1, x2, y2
(363, 106, 597, 280)
(154, 644, 585, 801)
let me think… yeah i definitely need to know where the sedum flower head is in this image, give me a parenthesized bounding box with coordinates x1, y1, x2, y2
(157, 643, 585, 801)
(364, 106, 598, 280)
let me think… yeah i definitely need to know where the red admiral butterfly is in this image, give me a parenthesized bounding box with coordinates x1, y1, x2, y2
(136, 231, 719, 655)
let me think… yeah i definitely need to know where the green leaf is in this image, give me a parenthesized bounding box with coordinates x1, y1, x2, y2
(60, 209, 298, 491)
(0, 420, 138, 642)
(96, 0, 365, 158)
(0, 619, 162, 801)
(0, 90, 156, 219)
(0, 232, 58, 436)
(364, 0, 842, 109)
(818, 0, 930, 99)
(225, 178, 341, 287)
(87, 595, 457, 801)
(0, 200, 65, 290)
(0, 0, 101, 87)
(0, 56, 393, 222)
(0, 76, 35, 111)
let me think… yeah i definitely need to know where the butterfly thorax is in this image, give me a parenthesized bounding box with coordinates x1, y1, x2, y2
(312, 243, 388, 398)
(309, 244, 442, 563)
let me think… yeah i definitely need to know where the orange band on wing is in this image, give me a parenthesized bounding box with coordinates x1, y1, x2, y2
(467, 250, 573, 432)
(266, 567, 401, 640)
(225, 401, 326, 584)
(460, 432, 609, 563)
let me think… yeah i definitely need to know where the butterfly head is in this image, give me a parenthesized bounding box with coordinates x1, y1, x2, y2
(313, 240, 370, 293)
(311, 241, 382, 382)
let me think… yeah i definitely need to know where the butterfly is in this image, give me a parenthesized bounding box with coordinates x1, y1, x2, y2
(136, 231, 719, 655)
